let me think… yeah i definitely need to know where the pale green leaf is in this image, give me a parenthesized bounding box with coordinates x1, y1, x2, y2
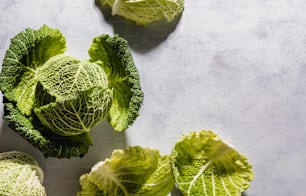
(100, 0, 184, 25)
(78, 146, 174, 196)
(0, 151, 46, 196)
(37, 54, 108, 100)
(34, 87, 113, 136)
(171, 130, 254, 196)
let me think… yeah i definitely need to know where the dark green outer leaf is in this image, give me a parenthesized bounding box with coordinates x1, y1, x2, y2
(3, 102, 92, 158)
(0, 24, 66, 95)
(0, 25, 66, 116)
(88, 34, 143, 131)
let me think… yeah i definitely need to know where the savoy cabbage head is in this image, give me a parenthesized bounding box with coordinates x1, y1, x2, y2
(0, 25, 143, 158)
(0, 151, 46, 196)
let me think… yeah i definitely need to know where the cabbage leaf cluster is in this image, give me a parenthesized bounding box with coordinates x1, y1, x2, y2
(0, 25, 143, 158)
(78, 130, 254, 196)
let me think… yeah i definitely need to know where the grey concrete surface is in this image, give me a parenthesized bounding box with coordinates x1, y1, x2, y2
(1, 0, 306, 195)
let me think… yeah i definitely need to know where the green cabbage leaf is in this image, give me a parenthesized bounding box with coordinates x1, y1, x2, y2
(100, 0, 184, 25)
(0, 151, 46, 196)
(78, 146, 175, 196)
(34, 55, 113, 136)
(1, 25, 66, 116)
(171, 130, 254, 196)
(88, 34, 144, 132)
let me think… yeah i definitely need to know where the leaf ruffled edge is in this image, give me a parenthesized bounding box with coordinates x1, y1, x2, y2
(0, 25, 66, 118)
(88, 34, 144, 132)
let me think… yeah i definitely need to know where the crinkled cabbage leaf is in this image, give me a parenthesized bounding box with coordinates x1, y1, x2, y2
(34, 54, 112, 136)
(88, 34, 144, 132)
(78, 146, 175, 196)
(4, 102, 93, 158)
(0, 151, 46, 196)
(100, 0, 184, 25)
(1, 25, 66, 116)
(171, 130, 254, 196)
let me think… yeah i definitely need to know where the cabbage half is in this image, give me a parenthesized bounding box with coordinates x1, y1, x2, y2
(0, 151, 46, 196)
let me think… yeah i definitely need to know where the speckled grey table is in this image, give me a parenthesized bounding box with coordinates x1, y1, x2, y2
(1, 0, 306, 195)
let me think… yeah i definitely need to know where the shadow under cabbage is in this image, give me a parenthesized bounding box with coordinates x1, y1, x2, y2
(171, 186, 184, 196)
(37, 121, 128, 195)
(0, 114, 128, 195)
(94, 0, 183, 53)
(65, 121, 128, 195)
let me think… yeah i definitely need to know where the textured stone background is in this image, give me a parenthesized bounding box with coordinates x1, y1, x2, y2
(1, 0, 306, 195)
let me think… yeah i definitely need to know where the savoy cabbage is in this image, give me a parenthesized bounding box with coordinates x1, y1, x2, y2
(0, 151, 46, 196)
(0, 25, 143, 158)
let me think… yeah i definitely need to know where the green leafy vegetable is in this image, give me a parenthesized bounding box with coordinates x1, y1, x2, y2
(171, 130, 254, 196)
(100, 0, 184, 25)
(78, 130, 254, 195)
(0, 151, 46, 196)
(78, 146, 175, 196)
(0, 25, 143, 158)
(3, 102, 93, 158)
(88, 34, 143, 131)
(33, 54, 113, 136)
